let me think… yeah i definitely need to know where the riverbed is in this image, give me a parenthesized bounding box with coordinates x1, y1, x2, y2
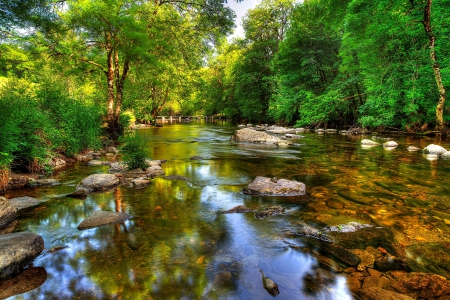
(2, 121, 450, 299)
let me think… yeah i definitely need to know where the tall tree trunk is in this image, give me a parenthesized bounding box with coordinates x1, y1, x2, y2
(423, 0, 446, 130)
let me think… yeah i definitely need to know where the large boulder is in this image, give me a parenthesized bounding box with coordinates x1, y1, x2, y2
(422, 144, 447, 155)
(0, 232, 45, 279)
(231, 128, 292, 145)
(243, 176, 306, 196)
(77, 211, 132, 230)
(8, 196, 45, 211)
(0, 197, 17, 226)
(68, 174, 120, 198)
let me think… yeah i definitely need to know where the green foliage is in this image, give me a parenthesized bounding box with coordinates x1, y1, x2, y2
(37, 85, 102, 156)
(120, 133, 149, 170)
(0, 79, 53, 173)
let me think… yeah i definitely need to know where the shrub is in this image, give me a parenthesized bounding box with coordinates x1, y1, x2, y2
(120, 132, 149, 170)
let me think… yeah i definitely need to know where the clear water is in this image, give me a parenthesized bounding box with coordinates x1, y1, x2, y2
(3, 121, 450, 299)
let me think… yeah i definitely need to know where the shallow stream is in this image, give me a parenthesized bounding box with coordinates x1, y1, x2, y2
(3, 121, 450, 299)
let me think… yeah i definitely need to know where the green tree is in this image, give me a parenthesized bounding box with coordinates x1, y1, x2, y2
(43, 0, 233, 139)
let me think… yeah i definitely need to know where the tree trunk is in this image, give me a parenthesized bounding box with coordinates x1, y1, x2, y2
(423, 0, 447, 130)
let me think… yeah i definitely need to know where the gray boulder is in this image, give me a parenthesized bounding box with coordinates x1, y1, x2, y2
(231, 128, 292, 146)
(243, 176, 306, 196)
(9, 196, 45, 211)
(0, 232, 45, 279)
(0, 196, 17, 225)
(68, 174, 120, 198)
(422, 144, 447, 155)
(77, 211, 132, 230)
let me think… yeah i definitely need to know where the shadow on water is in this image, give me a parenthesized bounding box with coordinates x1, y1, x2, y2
(3, 120, 450, 299)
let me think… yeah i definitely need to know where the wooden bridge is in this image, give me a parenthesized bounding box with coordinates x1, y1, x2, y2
(155, 115, 228, 122)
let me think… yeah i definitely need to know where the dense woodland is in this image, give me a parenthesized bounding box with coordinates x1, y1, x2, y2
(0, 0, 449, 187)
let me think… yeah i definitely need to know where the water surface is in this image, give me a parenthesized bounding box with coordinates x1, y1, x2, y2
(3, 121, 450, 299)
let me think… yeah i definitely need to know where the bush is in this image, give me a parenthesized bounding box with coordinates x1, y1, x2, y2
(120, 132, 149, 170)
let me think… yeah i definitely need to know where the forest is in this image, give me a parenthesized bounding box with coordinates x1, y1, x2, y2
(0, 0, 449, 182)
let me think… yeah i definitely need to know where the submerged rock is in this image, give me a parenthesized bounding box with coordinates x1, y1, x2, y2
(254, 206, 285, 219)
(164, 175, 191, 182)
(357, 287, 414, 300)
(231, 128, 292, 145)
(0, 232, 45, 279)
(422, 144, 447, 155)
(390, 272, 450, 299)
(407, 146, 421, 152)
(26, 178, 59, 188)
(86, 160, 111, 166)
(77, 211, 132, 230)
(260, 269, 280, 296)
(131, 178, 151, 189)
(190, 156, 203, 160)
(323, 222, 374, 233)
(216, 205, 254, 214)
(243, 176, 306, 196)
(68, 174, 120, 198)
(0, 267, 47, 299)
(8, 196, 45, 211)
(0, 197, 17, 226)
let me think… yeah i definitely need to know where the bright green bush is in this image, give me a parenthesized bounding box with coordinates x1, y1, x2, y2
(120, 132, 149, 170)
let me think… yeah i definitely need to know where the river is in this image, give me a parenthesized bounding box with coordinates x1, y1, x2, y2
(3, 121, 450, 299)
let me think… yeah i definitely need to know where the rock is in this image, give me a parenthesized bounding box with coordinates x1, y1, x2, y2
(357, 287, 414, 300)
(442, 151, 450, 159)
(131, 178, 151, 189)
(238, 124, 246, 128)
(231, 128, 292, 145)
(405, 242, 450, 278)
(0, 219, 18, 235)
(407, 146, 421, 151)
(108, 162, 129, 173)
(77, 211, 132, 230)
(323, 222, 374, 233)
(260, 270, 280, 296)
(383, 141, 398, 148)
(190, 156, 203, 160)
(332, 227, 396, 254)
(105, 146, 119, 154)
(68, 174, 120, 198)
(0, 232, 45, 279)
(47, 158, 66, 170)
(254, 206, 285, 219)
(164, 175, 191, 182)
(243, 176, 306, 196)
(247, 124, 253, 127)
(216, 205, 254, 214)
(374, 254, 409, 272)
(326, 129, 338, 133)
(87, 160, 111, 166)
(26, 178, 59, 188)
(8, 196, 44, 211)
(0, 197, 16, 226)
(145, 159, 165, 166)
(145, 165, 165, 178)
(296, 128, 306, 133)
(75, 153, 94, 161)
(285, 134, 304, 139)
(0, 267, 47, 299)
(390, 272, 450, 299)
(361, 139, 379, 146)
(422, 144, 447, 155)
